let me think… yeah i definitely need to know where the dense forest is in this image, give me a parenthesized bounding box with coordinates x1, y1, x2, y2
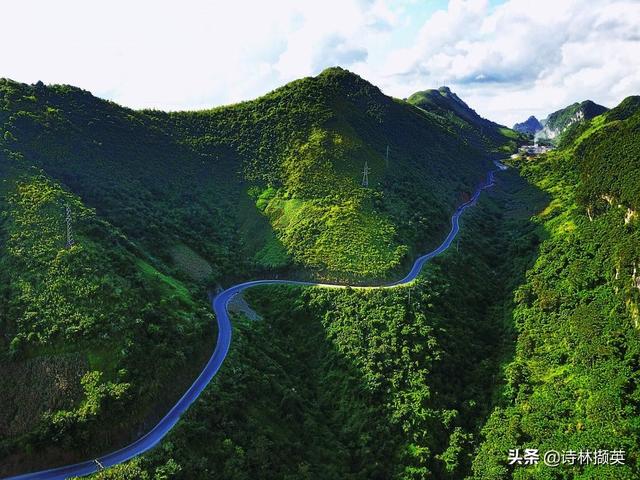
(1, 67, 638, 480)
(0, 68, 518, 477)
(471, 97, 640, 479)
(76, 166, 548, 480)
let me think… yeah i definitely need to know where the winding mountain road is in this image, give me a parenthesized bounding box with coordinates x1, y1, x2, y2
(5, 166, 502, 480)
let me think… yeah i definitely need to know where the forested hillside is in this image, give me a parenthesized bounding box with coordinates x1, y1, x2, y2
(0, 69, 505, 284)
(471, 97, 640, 479)
(160, 68, 506, 280)
(79, 166, 549, 480)
(407, 86, 523, 154)
(0, 155, 216, 475)
(3, 64, 637, 480)
(0, 69, 513, 476)
(536, 100, 609, 144)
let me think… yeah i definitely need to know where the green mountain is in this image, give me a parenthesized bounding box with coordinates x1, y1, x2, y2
(472, 97, 640, 479)
(537, 99, 609, 143)
(512, 115, 542, 135)
(4, 66, 636, 479)
(0, 68, 507, 476)
(407, 86, 524, 152)
(0, 69, 499, 286)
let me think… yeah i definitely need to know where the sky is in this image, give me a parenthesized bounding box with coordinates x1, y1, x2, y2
(1, 0, 639, 126)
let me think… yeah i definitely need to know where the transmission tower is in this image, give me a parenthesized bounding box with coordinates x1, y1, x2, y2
(362, 161, 370, 187)
(65, 204, 75, 248)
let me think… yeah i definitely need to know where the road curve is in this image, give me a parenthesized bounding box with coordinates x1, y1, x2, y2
(5, 166, 501, 480)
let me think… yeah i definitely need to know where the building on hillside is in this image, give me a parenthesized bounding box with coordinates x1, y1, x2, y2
(519, 142, 553, 155)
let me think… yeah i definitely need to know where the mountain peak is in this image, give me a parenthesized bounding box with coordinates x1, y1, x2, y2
(606, 95, 640, 122)
(536, 99, 608, 142)
(318, 65, 350, 77)
(513, 116, 543, 135)
(406, 86, 520, 149)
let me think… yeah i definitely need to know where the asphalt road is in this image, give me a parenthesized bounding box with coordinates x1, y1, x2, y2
(5, 166, 501, 480)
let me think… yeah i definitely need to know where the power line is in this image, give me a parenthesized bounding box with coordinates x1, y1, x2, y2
(65, 204, 75, 249)
(385, 144, 389, 167)
(362, 161, 370, 187)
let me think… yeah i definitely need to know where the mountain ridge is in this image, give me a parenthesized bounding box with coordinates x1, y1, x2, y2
(513, 99, 609, 143)
(0, 67, 510, 476)
(406, 85, 522, 152)
(512, 115, 542, 135)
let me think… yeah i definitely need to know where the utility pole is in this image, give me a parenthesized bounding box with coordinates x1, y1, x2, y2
(385, 145, 389, 167)
(65, 204, 75, 249)
(362, 161, 370, 187)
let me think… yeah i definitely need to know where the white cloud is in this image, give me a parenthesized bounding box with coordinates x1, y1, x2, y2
(1, 0, 638, 124)
(0, 0, 389, 110)
(375, 0, 640, 125)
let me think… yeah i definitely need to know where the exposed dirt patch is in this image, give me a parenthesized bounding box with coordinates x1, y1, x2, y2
(0, 352, 88, 437)
(169, 244, 213, 281)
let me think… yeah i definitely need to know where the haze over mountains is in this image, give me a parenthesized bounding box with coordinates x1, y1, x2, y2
(513, 100, 609, 143)
(512, 115, 542, 136)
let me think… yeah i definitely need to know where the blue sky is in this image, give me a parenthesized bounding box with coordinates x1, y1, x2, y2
(1, 0, 638, 125)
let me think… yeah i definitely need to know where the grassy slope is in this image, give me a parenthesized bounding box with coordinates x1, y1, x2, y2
(0, 157, 215, 475)
(471, 99, 640, 479)
(406, 86, 525, 154)
(0, 68, 500, 473)
(80, 166, 548, 480)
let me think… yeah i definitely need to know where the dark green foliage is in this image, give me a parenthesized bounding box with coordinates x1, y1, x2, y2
(407, 86, 524, 153)
(471, 99, 640, 480)
(83, 168, 546, 479)
(0, 160, 214, 475)
(0, 68, 502, 475)
(0, 78, 243, 286)
(0, 69, 493, 283)
(604, 96, 640, 122)
(575, 101, 640, 211)
(158, 67, 494, 279)
(545, 100, 608, 135)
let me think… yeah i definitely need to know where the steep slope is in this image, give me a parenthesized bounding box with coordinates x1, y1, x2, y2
(512, 115, 542, 135)
(80, 165, 549, 480)
(407, 86, 524, 153)
(1, 69, 495, 284)
(536, 99, 609, 143)
(0, 154, 216, 475)
(472, 97, 640, 479)
(161, 69, 496, 280)
(0, 68, 503, 474)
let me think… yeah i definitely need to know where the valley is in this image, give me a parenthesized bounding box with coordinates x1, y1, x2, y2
(1, 68, 639, 480)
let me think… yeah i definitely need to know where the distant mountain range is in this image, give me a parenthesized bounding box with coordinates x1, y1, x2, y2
(408, 86, 522, 149)
(513, 100, 609, 143)
(513, 115, 542, 135)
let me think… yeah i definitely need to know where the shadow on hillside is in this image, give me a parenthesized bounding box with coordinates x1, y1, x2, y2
(163, 166, 552, 479)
